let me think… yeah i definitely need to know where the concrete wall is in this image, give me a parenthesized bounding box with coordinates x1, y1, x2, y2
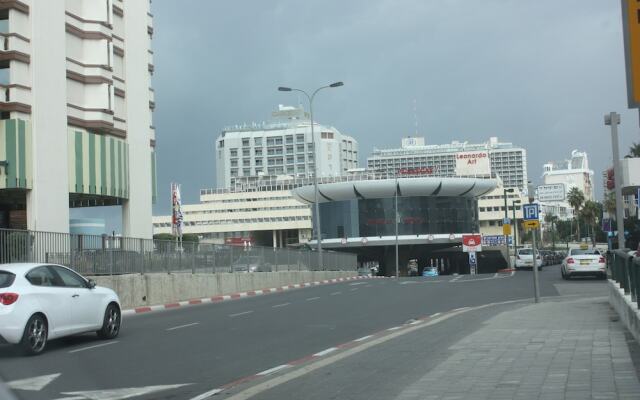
(91, 271, 357, 309)
(608, 279, 640, 343)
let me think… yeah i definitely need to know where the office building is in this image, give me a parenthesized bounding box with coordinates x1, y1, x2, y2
(542, 150, 594, 201)
(0, 0, 157, 237)
(477, 185, 526, 244)
(215, 105, 358, 188)
(367, 136, 528, 191)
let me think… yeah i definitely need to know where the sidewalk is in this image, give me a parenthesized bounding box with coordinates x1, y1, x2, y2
(395, 297, 640, 400)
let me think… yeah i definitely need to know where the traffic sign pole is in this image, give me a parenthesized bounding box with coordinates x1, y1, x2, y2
(531, 226, 540, 303)
(523, 202, 541, 303)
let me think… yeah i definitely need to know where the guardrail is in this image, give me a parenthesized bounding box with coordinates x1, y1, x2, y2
(609, 249, 640, 307)
(0, 228, 358, 276)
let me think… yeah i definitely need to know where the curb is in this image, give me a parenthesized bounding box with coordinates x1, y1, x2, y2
(121, 275, 382, 317)
(497, 268, 516, 273)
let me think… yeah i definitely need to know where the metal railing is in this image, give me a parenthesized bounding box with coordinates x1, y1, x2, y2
(0, 228, 358, 276)
(609, 249, 640, 308)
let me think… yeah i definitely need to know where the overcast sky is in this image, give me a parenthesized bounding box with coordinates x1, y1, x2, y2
(73, 0, 640, 230)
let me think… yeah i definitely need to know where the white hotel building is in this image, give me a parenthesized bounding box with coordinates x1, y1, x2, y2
(367, 136, 528, 191)
(0, 0, 156, 237)
(216, 105, 358, 188)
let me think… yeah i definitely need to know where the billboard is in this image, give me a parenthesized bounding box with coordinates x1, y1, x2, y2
(462, 234, 482, 252)
(537, 183, 565, 202)
(622, 0, 640, 108)
(455, 151, 490, 176)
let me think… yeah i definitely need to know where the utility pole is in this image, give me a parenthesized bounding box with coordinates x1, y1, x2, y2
(605, 112, 626, 249)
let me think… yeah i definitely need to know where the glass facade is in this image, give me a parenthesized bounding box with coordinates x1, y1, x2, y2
(318, 196, 478, 239)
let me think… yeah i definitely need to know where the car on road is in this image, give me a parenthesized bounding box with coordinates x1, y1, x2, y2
(561, 248, 606, 280)
(422, 266, 439, 277)
(515, 248, 543, 270)
(0, 263, 121, 355)
(231, 256, 272, 273)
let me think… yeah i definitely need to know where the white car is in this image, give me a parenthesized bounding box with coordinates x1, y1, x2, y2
(561, 248, 606, 280)
(515, 248, 543, 270)
(0, 263, 121, 355)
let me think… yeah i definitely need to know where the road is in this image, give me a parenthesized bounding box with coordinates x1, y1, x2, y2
(0, 265, 609, 400)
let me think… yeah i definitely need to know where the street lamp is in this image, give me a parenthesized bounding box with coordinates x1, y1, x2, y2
(278, 82, 344, 269)
(503, 188, 515, 263)
(604, 112, 626, 249)
(512, 199, 521, 267)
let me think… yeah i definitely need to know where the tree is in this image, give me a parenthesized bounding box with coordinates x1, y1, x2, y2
(567, 187, 585, 241)
(580, 200, 600, 246)
(544, 213, 559, 249)
(626, 142, 640, 158)
(603, 192, 616, 217)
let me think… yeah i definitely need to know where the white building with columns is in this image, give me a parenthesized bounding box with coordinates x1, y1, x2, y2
(0, 0, 157, 238)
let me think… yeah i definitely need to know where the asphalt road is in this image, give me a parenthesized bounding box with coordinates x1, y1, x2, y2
(0, 265, 603, 400)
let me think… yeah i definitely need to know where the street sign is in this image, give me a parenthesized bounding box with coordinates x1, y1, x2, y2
(482, 235, 512, 246)
(462, 234, 482, 252)
(502, 224, 512, 235)
(524, 220, 539, 229)
(468, 251, 478, 275)
(522, 204, 539, 221)
(537, 184, 566, 202)
(622, 0, 640, 108)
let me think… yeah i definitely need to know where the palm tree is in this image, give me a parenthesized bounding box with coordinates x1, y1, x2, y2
(567, 187, 585, 241)
(625, 142, 640, 158)
(580, 200, 600, 246)
(544, 213, 559, 249)
(603, 192, 616, 217)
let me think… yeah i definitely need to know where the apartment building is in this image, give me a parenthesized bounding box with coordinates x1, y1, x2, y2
(0, 0, 156, 237)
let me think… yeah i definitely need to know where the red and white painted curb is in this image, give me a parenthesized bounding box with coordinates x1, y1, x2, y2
(497, 268, 516, 274)
(122, 275, 383, 317)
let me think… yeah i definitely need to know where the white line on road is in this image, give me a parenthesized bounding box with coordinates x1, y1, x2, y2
(349, 288, 358, 291)
(68, 341, 118, 354)
(272, 303, 290, 308)
(188, 388, 224, 400)
(256, 364, 290, 376)
(449, 276, 462, 282)
(431, 312, 442, 318)
(452, 307, 470, 312)
(330, 291, 341, 296)
(166, 322, 200, 331)
(387, 326, 402, 331)
(306, 297, 320, 301)
(354, 335, 374, 342)
(348, 282, 367, 286)
(229, 311, 254, 318)
(313, 347, 338, 357)
(493, 273, 498, 278)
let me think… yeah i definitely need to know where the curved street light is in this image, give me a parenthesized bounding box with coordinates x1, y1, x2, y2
(278, 82, 344, 270)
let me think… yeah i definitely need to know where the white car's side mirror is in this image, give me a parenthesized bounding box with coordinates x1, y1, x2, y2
(87, 279, 96, 289)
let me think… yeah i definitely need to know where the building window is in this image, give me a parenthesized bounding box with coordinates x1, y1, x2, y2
(297, 155, 305, 163)
(230, 148, 238, 157)
(287, 156, 294, 164)
(230, 169, 238, 176)
(242, 149, 250, 157)
(243, 168, 250, 175)
(231, 160, 238, 167)
(286, 135, 293, 144)
(242, 138, 250, 146)
(256, 159, 263, 166)
(308, 143, 314, 151)
(254, 137, 262, 146)
(218, 140, 224, 148)
(255, 148, 262, 156)
(296, 134, 305, 143)
(297, 144, 305, 152)
(243, 159, 250, 166)
(286, 146, 294, 154)
(321, 132, 334, 139)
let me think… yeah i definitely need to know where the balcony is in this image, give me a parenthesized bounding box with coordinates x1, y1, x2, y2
(0, 32, 30, 60)
(67, 104, 118, 136)
(66, 57, 112, 84)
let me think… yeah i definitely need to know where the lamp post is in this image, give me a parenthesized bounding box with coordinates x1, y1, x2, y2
(512, 199, 521, 267)
(395, 173, 399, 278)
(604, 112, 626, 249)
(278, 82, 344, 269)
(503, 187, 515, 265)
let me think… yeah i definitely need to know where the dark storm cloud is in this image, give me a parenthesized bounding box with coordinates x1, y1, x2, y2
(149, 0, 639, 214)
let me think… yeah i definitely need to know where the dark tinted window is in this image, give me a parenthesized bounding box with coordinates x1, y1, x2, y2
(51, 266, 87, 288)
(0, 271, 15, 288)
(26, 267, 57, 287)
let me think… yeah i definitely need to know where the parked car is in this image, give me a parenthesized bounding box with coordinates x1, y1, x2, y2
(231, 256, 272, 273)
(561, 248, 606, 280)
(515, 248, 543, 270)
(0, 263, 121, 355)
(422, 266, 439, 277)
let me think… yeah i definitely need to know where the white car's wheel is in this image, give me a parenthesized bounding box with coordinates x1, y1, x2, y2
(20, 314, 48, 356)
(97, 303, 121, 340)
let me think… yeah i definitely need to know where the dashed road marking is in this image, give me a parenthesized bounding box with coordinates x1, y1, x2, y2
(349, 288, 358, 291)
(387, 326, 402, 331)
(306, 297, 320, 301)
(166, 322, 199, 331)
(330, 292, 341, 296)
(68, 341, 119, 354)
(449, 276, 462, 282)
(256, 365, 290, 376)
(313, 347, 337, 357)
(229, 311, 254, 318)
(354, 335, 373, 342)
(188, 388, 224, 400)
(272, 303, 290, 308)
(431, 312, 442, 318)
(349, 282, 367, 286)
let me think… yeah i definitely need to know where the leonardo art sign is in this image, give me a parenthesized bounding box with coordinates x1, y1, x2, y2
(455, 151, 490, 176)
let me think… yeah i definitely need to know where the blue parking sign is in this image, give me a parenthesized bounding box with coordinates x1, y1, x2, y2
(523, 204, 539, 221)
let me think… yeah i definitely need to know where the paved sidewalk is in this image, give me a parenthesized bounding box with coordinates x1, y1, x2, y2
(395, 297, 640, 400)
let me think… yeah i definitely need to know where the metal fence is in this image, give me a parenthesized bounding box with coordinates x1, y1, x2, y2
(0, 228, 358, 276)
(609, 249, 640, 308)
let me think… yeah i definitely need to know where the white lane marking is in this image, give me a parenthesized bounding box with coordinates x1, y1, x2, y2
(7, 373, 61, 391)
(272, 303, 290, 308)
(452, 307, 470, 312)
(511, 270, 516, 277)
(409, 320, 422, 325)
(306, 297, 320, 301)
(493, 273, 498, 278)
(387, 326, 402, 331)
(349, 282, 367, 286)
(52, 397, 86, 400)
(364, 284, 372, 288)
(68, 341, 118, 354)
(354, 335, 373, 342)
(229, 311, 254, 318)
(313, 347, 338, 357)
(349, 288, 358, 291)
(188, 388, 224, 400)
(60, 384, 192, 400)
(431, 312, 442, 318)
(330, 291, 341, 296)
(166, 322, 200, 331)
(449, 276, 462, 282)
(256, 364, 290, 376)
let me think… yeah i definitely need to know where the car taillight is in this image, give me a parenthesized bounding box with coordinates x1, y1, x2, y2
(567, 258, 575, 264)
(0, 292, 19, 305)
(599, 257, 606, 263)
